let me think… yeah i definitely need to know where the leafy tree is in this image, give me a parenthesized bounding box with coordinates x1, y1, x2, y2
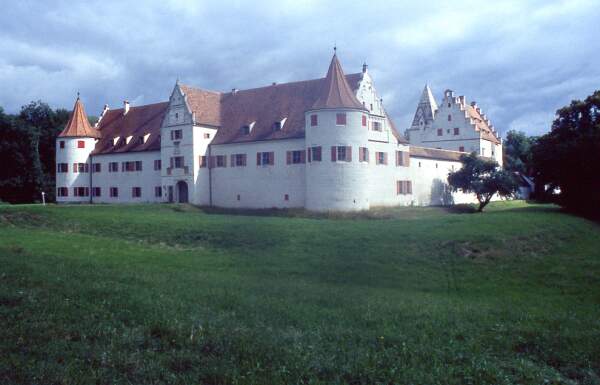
(531, 90, 600, 217)
(448, 152, 517, 212)
(503, 130, 536, 174)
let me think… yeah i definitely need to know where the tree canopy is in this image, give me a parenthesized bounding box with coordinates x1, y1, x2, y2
(503, 130, 537, 175)
(448, 152, 517, 212)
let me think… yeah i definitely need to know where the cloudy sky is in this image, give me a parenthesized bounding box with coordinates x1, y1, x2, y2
(1, 0, 598, 136)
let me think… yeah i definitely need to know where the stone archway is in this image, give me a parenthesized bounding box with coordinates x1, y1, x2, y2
(176, 180, 188, 203)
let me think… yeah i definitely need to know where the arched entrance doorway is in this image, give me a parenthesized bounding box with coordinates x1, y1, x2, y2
(176, 181, 188, 203)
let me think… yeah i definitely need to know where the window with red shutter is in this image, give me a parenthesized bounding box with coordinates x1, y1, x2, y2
(269, 152, 274, 165)
(307, 148, 311, 163)
(346, 146, 352, 162)
(77, 140, 85, 148)
(59, 141, 65, 149)
(257, 152, 261, 165)
(454, 127, 460, 135)
(336, 113, 346, 125)
(310, 114, 318, 126)
(331, 146, 337, 162)
(362, 115, 367, 127)
(286, 151, 292, 165)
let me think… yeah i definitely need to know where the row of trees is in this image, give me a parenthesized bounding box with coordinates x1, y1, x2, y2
(0, 102, 75, 203)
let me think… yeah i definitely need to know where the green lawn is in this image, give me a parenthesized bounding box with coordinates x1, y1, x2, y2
(0, 201, 599, 384)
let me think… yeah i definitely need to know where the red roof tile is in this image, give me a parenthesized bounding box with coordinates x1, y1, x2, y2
(465, 105, 500, 144)
(311, 54, 367, 111)
(409, 146, 464, 161)
(59, 97, 100, 138)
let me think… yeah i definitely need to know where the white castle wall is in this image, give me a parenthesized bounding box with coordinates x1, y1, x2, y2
(210, 138, 306, 209)
(55, 137, 97, 203)
(90, 151, 162, 203)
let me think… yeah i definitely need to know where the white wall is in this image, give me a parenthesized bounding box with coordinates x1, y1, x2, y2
(55, 137, 97, 203)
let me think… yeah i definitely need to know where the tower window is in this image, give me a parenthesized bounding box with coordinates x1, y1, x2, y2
(310, 114, 318, 126)
(362, 115, 367, 127)
(77, 140, 85, 148)
(454, 127, 460, 135)
(336, 113, 346, 125)
(59, 141, 65, 149)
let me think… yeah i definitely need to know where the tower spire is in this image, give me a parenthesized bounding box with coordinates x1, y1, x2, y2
(311, 53, 366, 111)
(58, 95, 101, 138)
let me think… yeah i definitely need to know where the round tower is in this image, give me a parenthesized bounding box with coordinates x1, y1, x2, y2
(305, 53, 370, 211)
(55, 95, 100, 203)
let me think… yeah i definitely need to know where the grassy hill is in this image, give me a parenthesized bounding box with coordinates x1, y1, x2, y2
(1, 202, 599, 384)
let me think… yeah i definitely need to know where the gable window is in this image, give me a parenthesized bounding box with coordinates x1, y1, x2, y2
(362, 115, 367, 127)
(59, 141, 65, 149)
(132, 187, 142, 198)
(109, 187, 119, 198)
(286, 150, 306, 165)
(372, 121, 382, 131)
(92, 187, 101, 197)
(204, 133, 210, 139)
(396, 151, 410, 167)
(359, 147, 369, 162)
(77, 140, 85, 148)
(109, 162, 119, 172)
(437, 129, 443, 136)
(376, 151, 388, 165)
(310, 114, 318, 126)
(396, 180, 413, 195)
(92, 163, 101, 173)
(57, 187, 68, 197)
(331, 146, 352, 162)
(154, 159, 162, 170)
(170, 129, 182, 140)
(199, 156, 207, 168)
(448, 103, 451, 108)
(257, 151, 275, 166)
(447, 114, 452, 122)
(230, 153, 247, 167)
(307, 146, 322, 162)
(57, 163, 68, 173)
(336, 113, 347, 126)
(155, 186, 162, 197)
(454, 127, 460, 135)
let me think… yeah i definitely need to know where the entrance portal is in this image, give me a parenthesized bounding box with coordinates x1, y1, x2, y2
(176, 181, 188, 203)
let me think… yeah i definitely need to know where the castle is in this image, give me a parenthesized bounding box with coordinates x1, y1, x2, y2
(55, 53, 502, 210)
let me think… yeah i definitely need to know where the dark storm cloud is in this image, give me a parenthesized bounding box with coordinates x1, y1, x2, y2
(1, 0, 599, 136)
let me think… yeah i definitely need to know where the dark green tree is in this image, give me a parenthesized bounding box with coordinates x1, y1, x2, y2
(503, 130, 536, 174)
(531, 90, 600, 217)
(448, 152, 518, 212)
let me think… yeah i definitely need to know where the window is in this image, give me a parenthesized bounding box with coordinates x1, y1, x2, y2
(370, 103, 373, 111)
(454, 127, 460, 135)
(171, 130, 183, 140)
(359, 147, 369, 162)
(459, 146, 465, 152)
(204, 133, 210, 139)
(307, 146, 322, 162)
(256, 152, 274, 166)
(57, 163, 68, 173)
(376, 152, 388, 165)
(284, 194, 289, 201)
(57, 187, 68, 197)
(59, 141, 65, 149)
(448, 103, 451, 108)
(121, 161, 142, 172)
(362, 115, 367, 127)
(372, 121, 382, 131)
(73, 187, 89, 197)
(77, 140, 85, 148)
(154, 159, 161, 170)
(437, 129, 443, 136)
(447, 114, 452, 122)
(171, 156, 184, 168)
(215, 155, 227, 168)
(199, 156, 207, 168)
(92, 163, 101, 173)
(241, 125, 250, 135)
(396, 180, 413, 195)
(73, 163, 89, 173)
(310, 114, 318, 126)
(231, 153, 247, 167)
(237, 194, 241, 201)
(110, 187, 119, 198)
(92, 187, 101, 197)
(287, 150, 306, 164)
(331, 146, 352, 162)
(396, 151, 410, 167)
(336, 113, 346, 125)
(155, 186, 162, 197)
(132, 187, 141, 198)
(273, 121, 282, 131)
(109, 162, 119, 172)
(135, 161, 142, 171)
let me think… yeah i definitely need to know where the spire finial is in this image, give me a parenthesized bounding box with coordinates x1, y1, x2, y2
(333, 43, 337, 54)
(77, 91, 80, 100)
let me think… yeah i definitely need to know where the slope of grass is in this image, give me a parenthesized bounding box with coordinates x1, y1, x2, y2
(0, 201, 599, 384)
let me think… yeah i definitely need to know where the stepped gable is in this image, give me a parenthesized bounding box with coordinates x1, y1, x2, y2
(58, 96, 101, 138)
(465, 105, 500, 144)
(92, 102, 169, 155)
(311, 53, 367, 111)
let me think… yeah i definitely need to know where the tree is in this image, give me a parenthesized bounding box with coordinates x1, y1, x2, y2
(531, 90, 600, 217)
(448, 152, 517, 212)
(503, 130, 536, 174)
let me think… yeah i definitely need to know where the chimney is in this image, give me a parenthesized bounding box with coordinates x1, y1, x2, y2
(362, 62, 368, 73)
(272, 82, 277, 86)
(123, 100, 130, 115)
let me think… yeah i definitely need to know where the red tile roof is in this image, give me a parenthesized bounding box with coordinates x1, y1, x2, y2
(91, 102, 169, 155)
(465, 105, 500, 144)
(58, 97, 100, 138)
(409, 146, 464, 162)
(311, 54, 366, 111)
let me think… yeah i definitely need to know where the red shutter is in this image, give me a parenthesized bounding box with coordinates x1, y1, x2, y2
(396, 151, 400, 166)
(331, 146, 337, 162)
(404, 152, 410, 167)
(300, 150, 306, 163)
(407, 181, 413, 194)
(269, 152, 274, 165)
(316, 147, 322, 161)
(384, 153, 388, 165)
(242, 154, 247, 166)
(346, 146, 352, 162)
(307, 148, 311, 163)
(286, 151, 292, 165)
(257, 152, 261, 165)
(230, 155, 235, 167)
(362, 115, 367, 127)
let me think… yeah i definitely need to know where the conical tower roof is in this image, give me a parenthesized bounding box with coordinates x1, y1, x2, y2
(410, 84, 438, 128)
(312, 53, 366, 111)
(58, 95, 100, 138)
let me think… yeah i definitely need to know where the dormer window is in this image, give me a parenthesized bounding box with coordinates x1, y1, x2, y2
(273, 118, 287, 131)
(143, 133, 151, 143)
(113, 137, 120, 146)
(125, 136, 133, 144)
(241, 121, 255, 135)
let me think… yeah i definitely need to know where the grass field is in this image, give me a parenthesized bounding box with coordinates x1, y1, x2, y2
(1, 201, 599, 384)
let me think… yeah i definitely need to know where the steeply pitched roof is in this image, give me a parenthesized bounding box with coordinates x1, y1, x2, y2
(178, 85, 221, 127)
(59, 96, 100, 138)
(311, 54, 367, 111)
(410, 85, 438, 128)
(91, 102, 169, 155)
(465, 105, 501, 144)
